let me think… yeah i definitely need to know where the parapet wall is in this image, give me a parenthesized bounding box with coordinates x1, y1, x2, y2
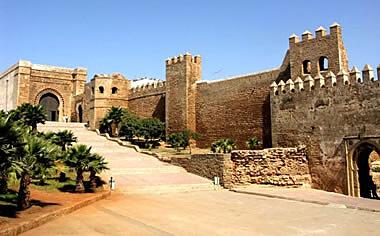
(127, 80, 166, 121)
(270, 64, 380, 193)
(230, 147, 311, 186)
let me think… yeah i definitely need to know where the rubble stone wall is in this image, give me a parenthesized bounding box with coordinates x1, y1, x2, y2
(230, 147, 311, 186)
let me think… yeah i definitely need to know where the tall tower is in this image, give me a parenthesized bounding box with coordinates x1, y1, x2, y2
(288, 23, 349, 79)
(165, 53, 201, 135)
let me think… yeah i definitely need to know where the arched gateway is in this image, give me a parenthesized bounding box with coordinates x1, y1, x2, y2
(39, 93, 60, 121)
(347, 138, 380, 199)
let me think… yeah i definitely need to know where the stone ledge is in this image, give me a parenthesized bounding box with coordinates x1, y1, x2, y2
(94, 129, 141, 152)
(0, 191, 111, 236)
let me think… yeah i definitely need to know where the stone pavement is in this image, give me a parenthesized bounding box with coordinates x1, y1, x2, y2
(232, 185, 380, 212)
(22, 190, 380, 236)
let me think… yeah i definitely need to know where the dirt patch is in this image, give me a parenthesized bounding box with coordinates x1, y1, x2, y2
(0, 188, 110, 235)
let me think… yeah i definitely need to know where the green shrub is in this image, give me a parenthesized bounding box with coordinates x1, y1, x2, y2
(167, 130, 200, 152)
(211, 139, 236, 153)
(246, 137, 261, 150)
(372, 166, 380, 173)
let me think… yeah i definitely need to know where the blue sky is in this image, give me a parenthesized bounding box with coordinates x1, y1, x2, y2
(1, 0, 379, 81)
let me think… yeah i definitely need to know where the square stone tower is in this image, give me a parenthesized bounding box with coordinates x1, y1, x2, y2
(165, 53, 201, 135)
(288, 23, 349, 79)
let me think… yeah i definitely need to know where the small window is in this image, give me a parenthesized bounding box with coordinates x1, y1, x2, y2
(319, 57, 329, 71)
(112, 87, 118, 94)
(303, 60, 311, 74)
(99, 86, 104, 94)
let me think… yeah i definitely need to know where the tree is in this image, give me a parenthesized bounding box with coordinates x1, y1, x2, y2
(50, 130, 78, 151)
(16, 134, 59, 210)
(106, 107, 127, 136)
(65, 144, 93, 193)
(88, 153, 108, 192)
(11, 103, 47, 133)
(211, 139, 236, 154)
(246, 137, 261, 150)
(0, 115, 23, 193)
(167, 130, 200, 152)
(141, 118, 165, 142)
(119, 114, 142, 140)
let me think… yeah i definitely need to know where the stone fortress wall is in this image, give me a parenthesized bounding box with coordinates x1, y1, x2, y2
(270, 64, 380, 194)
(1, 22, 379, 196)
(127, 79, 166, 122)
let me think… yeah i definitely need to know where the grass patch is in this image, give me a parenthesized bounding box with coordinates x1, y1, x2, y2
(31, 178, 76, 193)
(0, 192, 17, 204)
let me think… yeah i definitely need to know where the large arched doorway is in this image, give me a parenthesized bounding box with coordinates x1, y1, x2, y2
(352, 142, 380, 199)
(39, 93, 60, 121)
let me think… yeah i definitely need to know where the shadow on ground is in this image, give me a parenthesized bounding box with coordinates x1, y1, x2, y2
(0, 190, 60, 218)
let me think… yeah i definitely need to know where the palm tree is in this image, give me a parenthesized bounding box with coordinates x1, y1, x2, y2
(0, 115, 23, 193)
(65, 144, 93, 193)
(17, 134, 59, 210)
(12, 103, 47, 133)
(51, 130, 78, 151)
(88, 153, 109, 192)
(211, 139, 236, 154)
(246, 137, 261, 150)
(107, 107, 127, 136)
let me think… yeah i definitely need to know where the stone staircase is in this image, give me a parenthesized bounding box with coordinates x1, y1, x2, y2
(38, 122, 218, 194)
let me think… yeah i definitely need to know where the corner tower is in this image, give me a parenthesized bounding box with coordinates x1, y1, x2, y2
(289, 23, 349, 79)
(165, 53, 201, 135)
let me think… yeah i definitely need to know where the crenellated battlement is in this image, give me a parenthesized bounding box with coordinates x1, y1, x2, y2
(128, 80, 166, 100)
(165, 52, 201, 66)
(289, 22, 341, 45)
(271, 64, 380, 96)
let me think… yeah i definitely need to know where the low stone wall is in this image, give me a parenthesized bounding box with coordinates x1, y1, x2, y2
(230, 146, 311, 186)
(171, 154, 233, 187)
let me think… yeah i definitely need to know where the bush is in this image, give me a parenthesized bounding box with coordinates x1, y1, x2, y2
(141, 118, 165, 141)
(167, 130, 200, 152)
(372, 166, 380, 173)
(246, 137, 261, 150)
(211, 139, 236, 153)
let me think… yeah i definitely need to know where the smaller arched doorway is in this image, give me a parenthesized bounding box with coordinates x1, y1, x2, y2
(39, 93, 60, 121)
(78, 105, 83, 123)
(352, 142, 380, 199)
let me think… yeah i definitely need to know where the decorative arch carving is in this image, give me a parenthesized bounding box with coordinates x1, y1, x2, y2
(34, 88, 65, 122)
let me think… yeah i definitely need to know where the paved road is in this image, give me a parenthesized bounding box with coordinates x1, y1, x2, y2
(30, 123, 380, 235)
(23, 190, 380, 236)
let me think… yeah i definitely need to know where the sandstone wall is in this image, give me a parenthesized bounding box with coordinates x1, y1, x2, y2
(230, 147, 311, 186)
(128, 82, 166, 122)
(271, 66, 380, 193)
(0, 63, 19, 111)
(165, 54, 201, 135)
(86, 73, 130, 129)
(171, 154, 233, 187)
(289, 24, 348, 79)
(195, 69, 279, 149)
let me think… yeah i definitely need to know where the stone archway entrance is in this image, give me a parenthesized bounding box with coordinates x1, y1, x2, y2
(354, 144, 379, 198)
(39, 93, 60, 121)
(346, 138, 380, 198)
